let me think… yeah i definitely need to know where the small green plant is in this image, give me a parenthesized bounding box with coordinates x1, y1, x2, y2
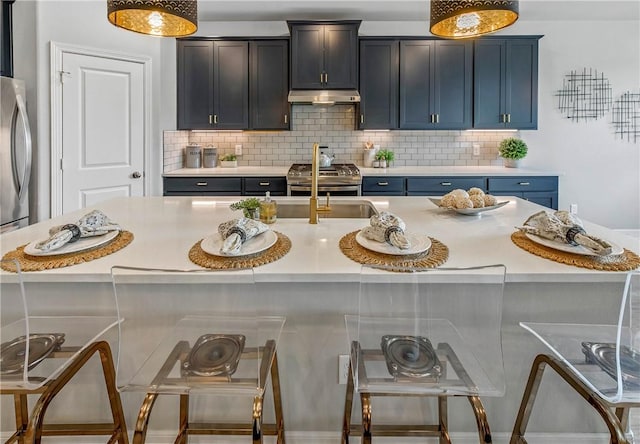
(229, 197, 260, 218)
(220, 154, 237, 161)
(375, 149, 395, 162)
(498, 138, 528, 160)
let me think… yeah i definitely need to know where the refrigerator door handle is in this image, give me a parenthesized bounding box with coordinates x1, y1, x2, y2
(14, 94, 32, 203)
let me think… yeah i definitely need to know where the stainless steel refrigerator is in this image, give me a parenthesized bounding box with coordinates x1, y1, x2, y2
(1, 76, 32, 233)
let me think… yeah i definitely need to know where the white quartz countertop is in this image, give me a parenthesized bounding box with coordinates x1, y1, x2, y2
(2, 196, 637, 284)
(163, 166, 561, 177)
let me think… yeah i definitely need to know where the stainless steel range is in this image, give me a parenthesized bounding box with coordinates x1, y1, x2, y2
(287, 163, 362, 196)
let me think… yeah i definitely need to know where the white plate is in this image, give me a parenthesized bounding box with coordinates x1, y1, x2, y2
(525, 233, 624, 257)
(24, 230, 120, 256)
(429, 198, 509, 215)
(355, 230, 432, 256)
(201, 230, 278, 257)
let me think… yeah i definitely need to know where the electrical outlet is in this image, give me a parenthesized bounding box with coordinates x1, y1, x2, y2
(338, 355, 350, 385)
(235, 144, 242, 156)
(473, 143, 480, 156)
(570, 204, 578, 214)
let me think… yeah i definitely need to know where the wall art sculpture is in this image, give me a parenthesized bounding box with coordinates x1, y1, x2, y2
(556, 68, 612, 122)
(611, 90, 640, 144)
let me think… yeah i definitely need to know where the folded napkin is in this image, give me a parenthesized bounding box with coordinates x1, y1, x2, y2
(35, 210, 122, 252)
(517, 210, 613, 256)
(218, 217, 269, 255)
(361, 211, 411, 249)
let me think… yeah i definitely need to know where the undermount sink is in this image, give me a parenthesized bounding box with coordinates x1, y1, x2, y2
(278, 200, 378, 219)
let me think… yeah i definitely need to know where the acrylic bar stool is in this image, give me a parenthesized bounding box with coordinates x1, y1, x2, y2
(111, 265, 286, 444)
(0, 258, 128, 444)
(511, 270, 640, 444)
(343, 264, 507, 444)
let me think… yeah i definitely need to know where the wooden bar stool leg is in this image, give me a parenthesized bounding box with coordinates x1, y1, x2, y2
(133, 393, 159, 444)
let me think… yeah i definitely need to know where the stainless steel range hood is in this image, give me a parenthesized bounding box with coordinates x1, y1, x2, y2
(288, 89, 360, 106)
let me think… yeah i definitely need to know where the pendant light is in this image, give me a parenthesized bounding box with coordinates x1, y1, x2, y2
(107, 0, 198, 37)
(430, 0, 519, 39)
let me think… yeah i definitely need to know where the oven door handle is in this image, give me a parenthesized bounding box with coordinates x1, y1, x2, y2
(288, 184, 361, 193)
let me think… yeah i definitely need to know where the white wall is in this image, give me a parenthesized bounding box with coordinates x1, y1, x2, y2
(15, 2, 640, 229)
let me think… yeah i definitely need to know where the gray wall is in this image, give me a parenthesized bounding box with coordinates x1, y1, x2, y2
(13, 1, 640, 229)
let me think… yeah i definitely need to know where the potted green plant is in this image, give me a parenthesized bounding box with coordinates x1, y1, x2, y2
(498, 138, 528, 168)
(230, 197, 260, 219)
(219, 154, 238, 168)
(375, 149, 395, 168)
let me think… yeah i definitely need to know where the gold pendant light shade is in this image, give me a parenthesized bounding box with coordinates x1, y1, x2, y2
(107, 0, 197, 37)
(430, 0, 519, 39)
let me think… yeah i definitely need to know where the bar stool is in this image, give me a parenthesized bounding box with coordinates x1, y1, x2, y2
(511, 270, 640, 444)
(0, 258, 128, 443)
(342, 264, 507, 443)
(110, 265, 286, 444)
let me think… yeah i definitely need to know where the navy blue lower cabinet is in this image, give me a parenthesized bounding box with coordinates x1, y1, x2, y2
(243, 177, 287, 196)
(362, 177, 405, 196)
(406, 177, 486, 196)
(163, 177, 242, 196)
(487, 176, 558, 209)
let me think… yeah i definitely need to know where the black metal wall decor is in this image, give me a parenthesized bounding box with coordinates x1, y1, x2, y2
(612, 90, 640, 143)
(556, 68, 612, 122)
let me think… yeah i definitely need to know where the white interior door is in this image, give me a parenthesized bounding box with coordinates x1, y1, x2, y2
(60, 51, 145, 214)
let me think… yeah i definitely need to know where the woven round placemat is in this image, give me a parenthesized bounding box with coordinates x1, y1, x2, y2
(511, 231, 640, 271)
(339, 230, 449, 271)
(188, 231, 291, 269)
(1, 231, 134, 272)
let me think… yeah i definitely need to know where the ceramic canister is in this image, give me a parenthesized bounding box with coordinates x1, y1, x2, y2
(185, 145, 202, 168)
(203, 147, 218, 168)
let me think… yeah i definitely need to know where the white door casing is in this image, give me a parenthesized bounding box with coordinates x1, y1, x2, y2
(51, 42, 151, 216)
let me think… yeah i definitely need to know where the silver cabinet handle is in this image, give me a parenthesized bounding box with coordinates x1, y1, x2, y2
(360, 115, 364, 124)
(507, 114, 511, 123)
(324, 73, 328, 83)
(213, 115, 218, 124)
(518, 182, 530, 186)
(132, 171, 142, 179)
(441, 182, 452, 186)
(430, 114, 434, 123)
(196, 182, 208, 186)
(377, 182, 389, 186)
(435, 114, 439, 123)
(259, 182, 270, 186)
(284, 114, 288, 124)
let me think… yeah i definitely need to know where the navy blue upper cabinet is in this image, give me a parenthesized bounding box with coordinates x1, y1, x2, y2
(399, 40, 472, 130)
(213, 41, 249, 130)
(250, 40, 290, 130)
(289, 21, 360, 90)
(177, 40, 214, 130)
(359, 40, 399, 130)
(474, 37, 540, 129)
(177, 39, 289, 131)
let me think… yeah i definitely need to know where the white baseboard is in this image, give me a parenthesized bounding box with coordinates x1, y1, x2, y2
(0, 431, 614, 443)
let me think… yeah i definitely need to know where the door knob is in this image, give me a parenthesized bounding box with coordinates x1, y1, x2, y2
(132, 171, 142, 179)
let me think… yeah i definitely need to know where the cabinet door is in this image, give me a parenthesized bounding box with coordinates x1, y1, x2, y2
(359, 40, 399, 130)
(324, 24, 358, 89)
(177, 40, 214, 130)
(290, 24, 325, 89)
(474, 38, 539, 129)
(433, 40, 472, 129)
(399, 40, 433, 129)
(473, 39, 505, 129)
(505, 39, 538, 129)
(362, 177, 405, 196)
(250, 40, 289, 130)
(163, 177, 242, 196)
(213, 41, 249, 129)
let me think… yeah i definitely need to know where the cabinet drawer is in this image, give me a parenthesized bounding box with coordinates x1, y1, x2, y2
(164, 177, 242, 195)
(243, 177, 287, 195)
(488, 176, 557, 192)
(406, 177, 485, 195)
(362, 177, 405, 195)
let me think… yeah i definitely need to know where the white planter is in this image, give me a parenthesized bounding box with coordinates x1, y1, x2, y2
(503, 158, 521, 168)
(220, 160, 238, 168)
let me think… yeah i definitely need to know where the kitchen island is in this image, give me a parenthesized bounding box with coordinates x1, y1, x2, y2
(1, 196, 637, 443)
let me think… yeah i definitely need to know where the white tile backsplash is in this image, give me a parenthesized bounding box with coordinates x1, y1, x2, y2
(163, 105, 519, 172)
